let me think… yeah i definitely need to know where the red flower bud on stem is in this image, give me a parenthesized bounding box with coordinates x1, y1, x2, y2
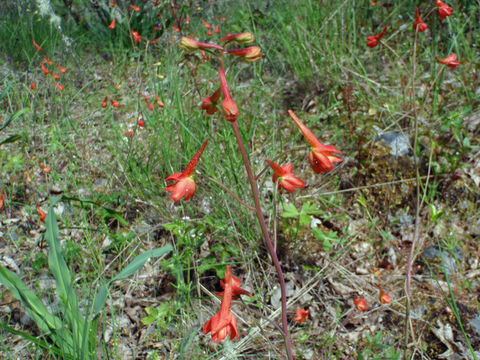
(218, 68, 238, 122)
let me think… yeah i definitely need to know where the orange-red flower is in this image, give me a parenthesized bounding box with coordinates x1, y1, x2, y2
(129, 4, 140, 12)
(0, 190, 4, 211)
(218, 68, 238, 122)
(37, 204, 46, 223)
(220, 32, 255, 44)
(366, 25, 388, 48)
(435, 52, 460, 68)
(109, 18, 115, 29)
(201, 87, 221, 115)
(131, 30, 142, 43)
(354, 297, 369, 311)
(293, 309, 310, 323)
(413, 8, 427, 32)
(203, 266, 239, 342)
(265, 159, 305, 194)
(39, 162, 51, 174)
(54, 83, 64, 91)
(137, 117, 145, 128)
(30, 80, 36, 90)
(225, 46, 261, 62)
(33, 40, 42, 51)
(436, 0, 452, 19)
(165, 139, 208, 202)
(215, 270, 252, 300)
(101, 96, 108, 108)
(201, 19, 211, 29)
(56, 63, 66, 73)
(178, 37, 223, 52)
(155, 94, 164, 107)
(51, 73, 60, 80)
(41, 63, 50, 75)
(288, 110, 342, 173)
(43, 56, 53, 65)
(215, 24, 219, 34)
(145, 99, 155, 111)
(379, 287, 391, 304)
(111, 99, 120, 107)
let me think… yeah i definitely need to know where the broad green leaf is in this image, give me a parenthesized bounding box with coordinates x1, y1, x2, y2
(0, 108, 29, 131)
(282, 202, 299, 218)
(92, 284, 108, 316)
(301, 202, 323, 216)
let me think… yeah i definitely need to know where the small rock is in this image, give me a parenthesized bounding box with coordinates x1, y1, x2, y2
(375, 132, 412, 158)
(470, 315, 480, 336)
(50, 184, 63, 194)
(420, 246, 463, 275)
(270, 281, 294, 308)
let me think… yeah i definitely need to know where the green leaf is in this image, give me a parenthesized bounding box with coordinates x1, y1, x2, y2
(300, 202, 322, 216)
(0, 134, 21, 145)
(282, 202, 299, 218)
(299, 213, 312, 226)
(92, 284, 108, 316)
(0, 108, 29, 131)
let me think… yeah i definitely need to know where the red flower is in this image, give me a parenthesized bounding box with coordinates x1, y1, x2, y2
(379, 287, 391, 304)
(39, 162, 51, 174)
(111, 99, 120, 107)
(0, 190, 4, 211)
(56, 63, 66, 73)
(30, 80, 36, 90)
(101, 96, 108, 108)
(435, 52, 460, 68)
(43, 56, 53, 65)
(37, 204, 46, 223)
(220, 32, 255, 44)
(33, 40, 42, 51)
(412, 8, 427, 32)
(201, 19, 211, 29)
(215, 270, 252, 300)
(218, 68, 238, 122)
(123, 129, 134, 138)
(51, 73, 60, 80)
(109, 0, 116, 6)
(145, 99, 155, 111)
(54, 83, 64, 91)
(137, 117, 145, 128)
(155, 94, 164, 107)
(366, 25, 388, 48)
(165, 139, 208, 202)
(203, 266, 239, 342)
(225, 46, 261, 62)
(201, 87, 221, 115)
(131, 30, 142, 43)
(41, 63, 50, 75)
(265, 159, 305, 194)
(293, 309, 310, 323)
(178, 37, 223, 52)
(129, 4, 140, 12)
(109, 18, 115, 29)
(215, 24, 219, 34)
(288, 110, 342, 173)
(436, 0, 452, 19)
(354, 297, 369, 311)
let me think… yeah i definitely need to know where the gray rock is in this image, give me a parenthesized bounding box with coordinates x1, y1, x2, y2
(420, 246, 463, 275)
(375, 132, 412, 158)
(470, 315, 480, 336)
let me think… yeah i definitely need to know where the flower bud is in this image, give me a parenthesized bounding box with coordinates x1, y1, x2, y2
(220, 32, 255, 44)
(225, 46, 261, 62)
(179, 37, 223, 52)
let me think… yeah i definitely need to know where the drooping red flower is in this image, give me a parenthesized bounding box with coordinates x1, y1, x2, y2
(131, 30, 142, 43)
(43, 56, 53, 65)
(37, 204, 46, 223)
(412, 8, 428, 32)
(38, 162, 51, 174)
(201, 87, 221, 115)
(435, 52, 460, 68)
(0, 190, 4, 211)
(30, 80, 36, 90)
(56, 63, 66, 73)
(155, 94, 164, 107)
(101, 96, 108, 108)
(293, 309, 310, 323)
(129, 4, 140, 12)
(109, 18, 115, 29)
(288, 110, 342, 173)
(379, 287, 392, 304)
(203, 266, 239, 342)
(111, 99, 120, 107)
(225, 46, 262, 62)
(137, 117, 145, 128)
(51, 73, 60, 80)
(354, 297, 369, 311)
(145, 99, 155, 111)
(435, 0, 452, 19)
(54, 83, 64, 91)
(178, 37, 223, 52)
(215, 24, 219, 33)
(215, 270, 252, 300)
(33, 40, 42, 51)
(366, 25, 388, 48)
(220, 32, 255, 44)
(265, 159, 305, 194)
(165, 139, 209, 202)
(41, 63, 50, 75)
(218, 68, 238, 122)
(201, 19, 211, 29)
